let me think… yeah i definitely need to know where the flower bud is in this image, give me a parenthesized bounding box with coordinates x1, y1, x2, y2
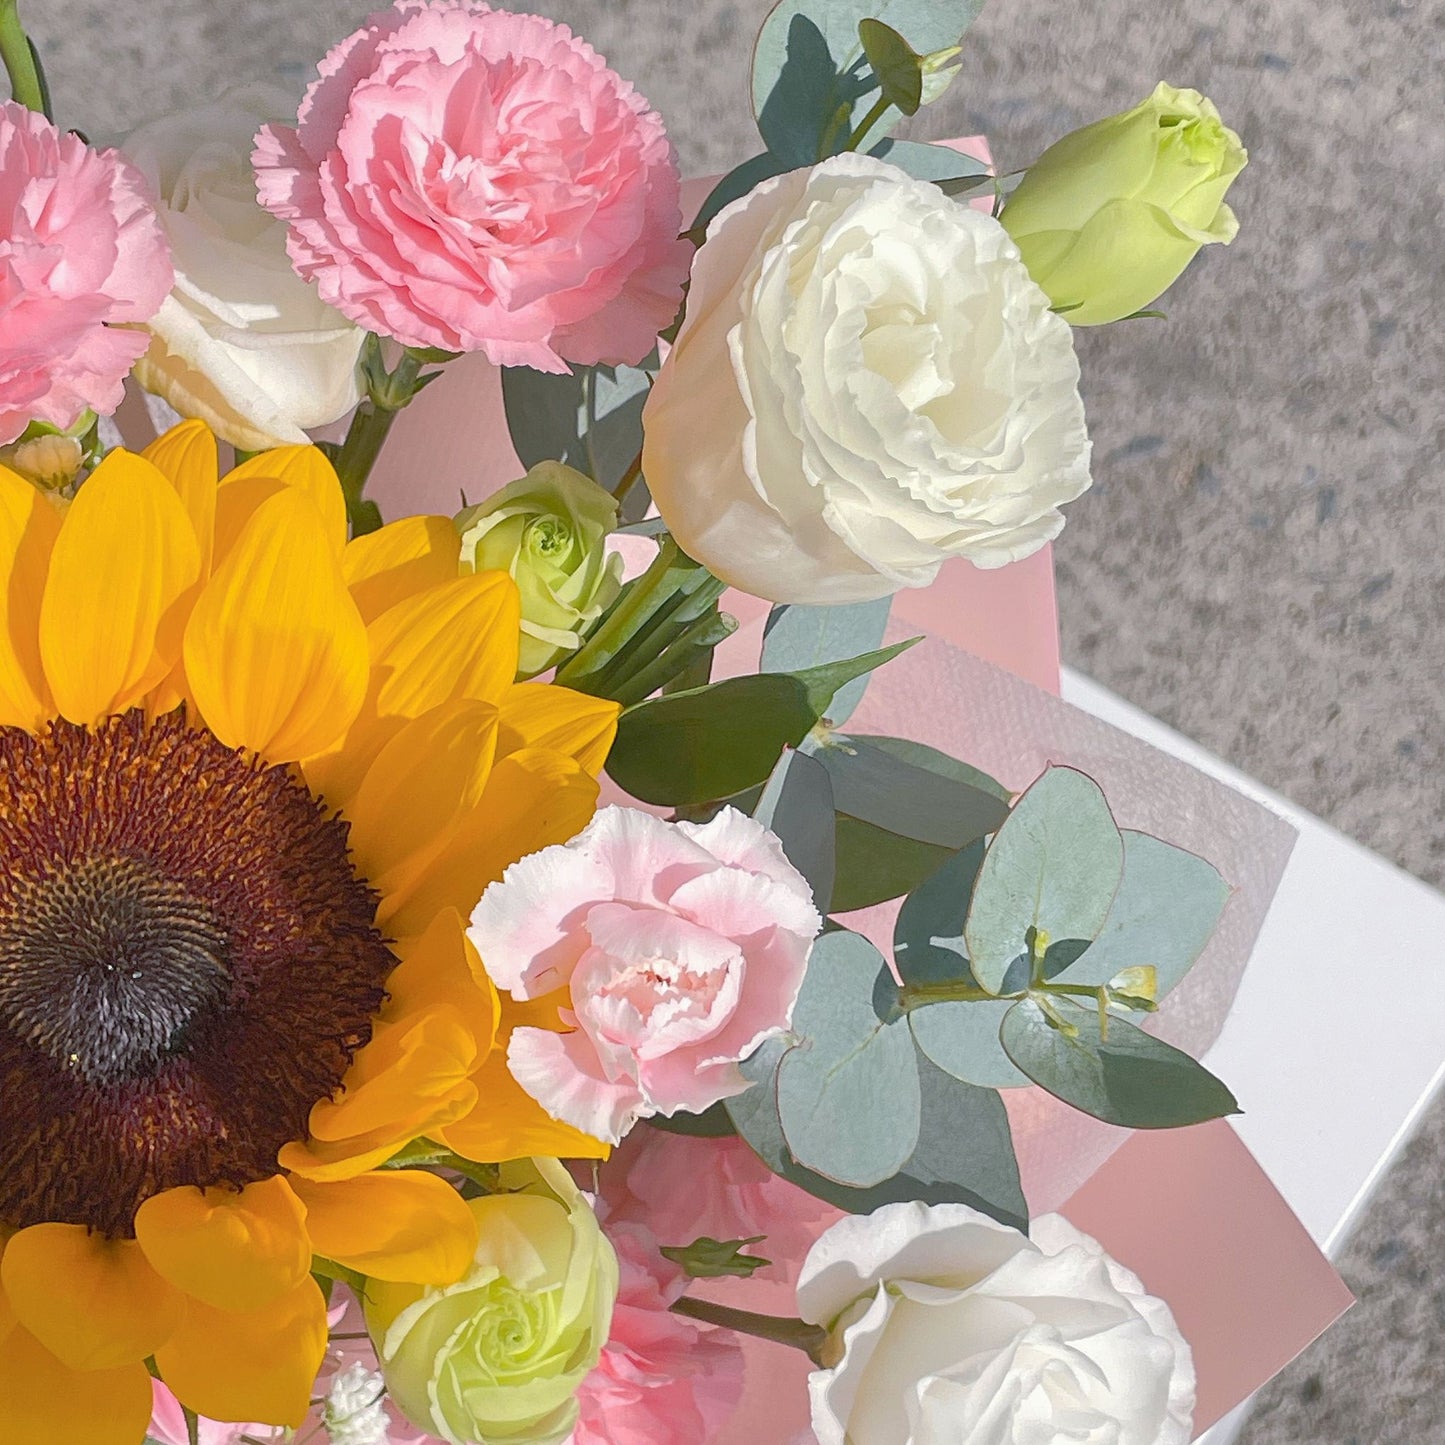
(2, 432, 84, 491)
(456, 462, 624, 679)
(1001, 82, 1247, 325)
(364, 1158, 619, 1445)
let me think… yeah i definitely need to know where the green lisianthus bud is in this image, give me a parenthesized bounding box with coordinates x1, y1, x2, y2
(1001, 82, 1248, 325)
(365, 1158, 619, 1445)
(456, 462, 624, 679)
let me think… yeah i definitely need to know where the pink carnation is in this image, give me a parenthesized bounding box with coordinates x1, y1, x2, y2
(602, 1129, 840, 1281)
(253, 1, 691, 371)
(571, 1222, 745, 1445)
(469, 806, 820, 1144)
(0, 101, 172, 444)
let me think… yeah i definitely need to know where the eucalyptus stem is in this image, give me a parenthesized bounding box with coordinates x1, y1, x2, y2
(670, 1297, 831, 1364)
(845, 94, 891, 152)
(610, 448, 643, 503)
(0, 0, 45, 113)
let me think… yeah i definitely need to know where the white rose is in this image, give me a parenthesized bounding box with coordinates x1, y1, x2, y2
(643, 154, 1092, 604)
(799, 1201, 1195, 1445)
(122, 83, 366, 451)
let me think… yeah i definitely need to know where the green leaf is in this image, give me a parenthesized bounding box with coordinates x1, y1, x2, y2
(753, 748, 837, 915)
(857, 18, 923, 116)
(832, 817, 953, 913)
(606, 639, 916, 807)
(964, 766, 1125, 995)
(500, 362, 651, 494)
(1000, 996, 1241, 1128)
(815, 735, 1011, 850)
(660, 1235, 773, 1279)
(752, 0, 983, 163)
(762, 597, 892, 727)
(728, 1038, 1026, 1231)
(776, 931, 921, 1187)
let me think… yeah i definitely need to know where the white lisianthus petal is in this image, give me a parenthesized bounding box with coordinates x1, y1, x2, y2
(801, 1202, 1195, 1445)
(122, 83, 366, 451)
(645, 154, 1091, 604)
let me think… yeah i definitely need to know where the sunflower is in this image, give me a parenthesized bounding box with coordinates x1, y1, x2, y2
(0, 420, 618, 1445)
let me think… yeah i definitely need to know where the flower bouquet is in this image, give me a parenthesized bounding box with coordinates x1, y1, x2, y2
(0, 0, 1295, 1442)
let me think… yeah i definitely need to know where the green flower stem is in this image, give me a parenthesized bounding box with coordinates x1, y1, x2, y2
(670, 1297, 831, 1365)
(0, 0, 45, 113)
(610, 608, 739, 707)
(588, 567, 726, 697)
(333, 342, 433, 537)
(183, 1405, 201, 1445)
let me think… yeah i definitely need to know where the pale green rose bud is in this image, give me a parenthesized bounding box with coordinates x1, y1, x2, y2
(1001, 82, 1248, 325)
(456, 462, 624, 679)
(364, 1158, 619, 1445)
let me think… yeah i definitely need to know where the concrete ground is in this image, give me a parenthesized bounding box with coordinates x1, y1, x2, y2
(29, 0, 1445, 1438)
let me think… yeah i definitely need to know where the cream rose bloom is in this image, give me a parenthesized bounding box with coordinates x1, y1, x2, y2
(122, 83, 365, 451)
(643, 154, 1092, 604)
(799, 1202, 1195, 1445)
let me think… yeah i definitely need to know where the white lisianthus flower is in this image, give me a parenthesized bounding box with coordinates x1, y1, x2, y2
(643, 154, 1092, 604)
(121, 83, 366, 451)
(800, 1201, 1195, 1445)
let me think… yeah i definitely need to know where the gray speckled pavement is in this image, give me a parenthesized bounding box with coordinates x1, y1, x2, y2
(29, 0, 1445, 1438)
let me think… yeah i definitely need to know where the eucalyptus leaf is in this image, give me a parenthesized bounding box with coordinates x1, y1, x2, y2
(691, 152, 789, 234)
(869, 138, 991, 184)
(607, 640, 917, 806)
(1051, 831, 1231, 998)
(753, 748, 837, 915)
(894, 838, 987, 986)
(500, 362, 650, 493)
(727, 1038, 1026, 1231)
(909, 1000, 1030, 1089)
(964, 767, 1125, 995)
(762, 597, 893, 727)
(1000, 996, 1241, 1128)
(832, 818, 953, 913)
(752, 0, 984, 162)
(776, 931, 921, 1187)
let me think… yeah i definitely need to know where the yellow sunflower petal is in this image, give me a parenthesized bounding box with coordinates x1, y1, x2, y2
(282, 1010, 480, 1183)
(436, 1047, 610, 1162)
(345, 699, 500, 893)
(155, 1275, 328, 1429)
(290, 1170, 479, 1285)
(142, 419, 219, 576)
(211, 474, 286, 569)
(0, 467, 60, 729)
(134, 1175, 310, 1313)
(384, 909, 500, 1052)
(0, 1225, 182, 1370)
(183, 487, 369, 760)
(0, 1329, 153, 1445)
(379, 747, 598, 938)
(344, 514, 463, 623)
(224, 445, 347, 555)
(497, 681, 620, 776)
(366, 572, 521, 721)
(39, 449, 201, 725)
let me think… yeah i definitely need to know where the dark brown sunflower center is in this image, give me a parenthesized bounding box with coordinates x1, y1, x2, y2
(0, 710, 396, 1236)
(0, 853, 232, 1085)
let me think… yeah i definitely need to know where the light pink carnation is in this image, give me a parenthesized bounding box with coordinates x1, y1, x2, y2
(602, 1129, 840, 1281)
(569, 1222, 745, 1445)
(470, 806, 820, 1144)
(253, 1, 691, 370)
(0, 101, 172, 444)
